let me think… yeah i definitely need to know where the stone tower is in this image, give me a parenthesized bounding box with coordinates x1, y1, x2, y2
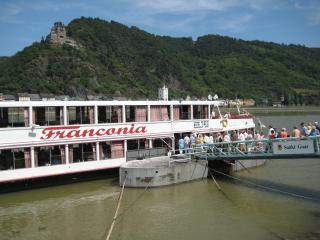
(46, 22, 76, 46)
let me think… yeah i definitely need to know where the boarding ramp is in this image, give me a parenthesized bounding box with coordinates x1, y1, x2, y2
(187, 136, 320, 161)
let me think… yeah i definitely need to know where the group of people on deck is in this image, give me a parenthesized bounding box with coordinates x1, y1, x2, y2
(178, 129, 257, 154)
(177, 121, 320, 154)
(268, 122, 320, 139)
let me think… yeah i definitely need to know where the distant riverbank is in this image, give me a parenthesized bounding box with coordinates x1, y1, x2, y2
(244, 106, 320, 115)
(219, 106, 320, 116)
(247, 106, 320, 111)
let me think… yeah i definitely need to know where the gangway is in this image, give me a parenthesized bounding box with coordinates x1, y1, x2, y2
(187, 136, 320, 161)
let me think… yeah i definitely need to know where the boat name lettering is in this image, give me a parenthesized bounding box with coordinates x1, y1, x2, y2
(283, 144, 309, 150)
(40, 124, 147, 140)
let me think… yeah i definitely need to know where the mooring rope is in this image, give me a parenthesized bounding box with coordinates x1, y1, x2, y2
(208, 168, 222, 191)
(116, 172, 156, 220)
(206, 165, 319, 201)
(105, 174, 127, 240)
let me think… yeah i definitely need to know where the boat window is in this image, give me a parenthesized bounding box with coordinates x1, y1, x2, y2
(34, 107, 62, 126)
(35, 146, 64, 167)
(150, 106, 170, 121)
(0, 148, 29, 170)
(173, 105, 191, 120)
(0, 107, 27, 128)
(98, 106, 122, 123)
(68, 106, 94, 125)
(125, 106, 147, 122)
(127, 139, 148, 150)
(193, 105, 208, 119)
(69, 143, 95, 163)
(100, 141, 124, 160)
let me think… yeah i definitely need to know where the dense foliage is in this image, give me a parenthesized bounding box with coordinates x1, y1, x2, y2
(0, 17, 319, 105)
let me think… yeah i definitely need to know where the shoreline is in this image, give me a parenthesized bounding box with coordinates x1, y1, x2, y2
(232, 106, 320, 113)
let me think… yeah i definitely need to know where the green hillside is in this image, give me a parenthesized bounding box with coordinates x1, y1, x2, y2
(0, 17, 319, 105)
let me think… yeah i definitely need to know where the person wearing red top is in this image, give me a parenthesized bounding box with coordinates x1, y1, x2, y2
(280, 128, 288, 138)
(268, 129, 276, 139)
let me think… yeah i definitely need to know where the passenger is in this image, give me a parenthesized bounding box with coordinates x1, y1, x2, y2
(213, 133, 219, 143)
(268, 126, 274, 135)
(199, 134, 204, 144)
(268, 129, 276, 139)
(292, 126, 301, 138)
(204, 134, 210, 144)
(246, 130, 253, 140)
(280, 128, 288, 138)
(265, 129, 276, 153)
(196, 134, 204, 145)
(309, 126, 318, 137)
(223, 132, 231, 142)
(246, 130, 254, 152)
(300, 122, 307, 136)
(243, 129, 248, 139)
(178, 136, 184, 154)
(274, 128, 280, 138)
(230, 130, 238, 142)
(223, 132, 231, 152)
(190, 133, 195, 148)
(315, 122, 320, 132)
(255, 131, 264, 151)
(209, 134, 214, 144)
(184, 134, 190, 153)
(238, 130, 246, 152)
(306, 125, 312, 136)
(211, 111, 216, 119)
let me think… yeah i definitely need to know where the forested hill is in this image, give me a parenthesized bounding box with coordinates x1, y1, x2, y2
(0, 17, 319, 105)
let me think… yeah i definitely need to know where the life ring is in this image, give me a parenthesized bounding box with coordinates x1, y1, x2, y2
(221, 117, 228, 128)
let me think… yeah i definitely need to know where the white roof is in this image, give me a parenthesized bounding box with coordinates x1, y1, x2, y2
(0, 100, 224, 107)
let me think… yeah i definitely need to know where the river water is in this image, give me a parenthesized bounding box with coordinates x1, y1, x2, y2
(0, 112, 320, 240)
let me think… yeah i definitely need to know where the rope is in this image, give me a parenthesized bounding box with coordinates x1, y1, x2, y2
(208, 166, 319, 201)
(116, 172, 157, 220)
(105, 174, 127, 240)
(236, 160, 251, 174)
(208, 168, 222, 191)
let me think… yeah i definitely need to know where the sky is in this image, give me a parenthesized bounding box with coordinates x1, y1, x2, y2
(0, 0, 319, 56)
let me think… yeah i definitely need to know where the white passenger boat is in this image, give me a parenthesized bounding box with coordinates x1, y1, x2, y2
(0, 95, 254, 188)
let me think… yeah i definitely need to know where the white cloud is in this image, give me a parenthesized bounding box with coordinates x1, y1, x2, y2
(136, 0, 282, 13)
(0, 3, 24, 24)
(310, 12, 320, 26)
(292, 0, 320, 26)
(136, 0, 238, 13)
(217, 14, 254, 32)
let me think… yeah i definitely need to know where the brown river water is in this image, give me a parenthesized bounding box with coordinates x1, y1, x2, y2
(0, 111, 319, 240)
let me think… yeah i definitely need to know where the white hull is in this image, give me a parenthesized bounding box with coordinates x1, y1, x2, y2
(0, 158, 125, 183)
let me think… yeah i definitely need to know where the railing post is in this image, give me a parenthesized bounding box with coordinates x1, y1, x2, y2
(315, 137, 320, 153)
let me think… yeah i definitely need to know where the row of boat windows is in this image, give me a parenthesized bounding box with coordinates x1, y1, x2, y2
(0, 139, 167, 171)
(0, 105, 210, 127)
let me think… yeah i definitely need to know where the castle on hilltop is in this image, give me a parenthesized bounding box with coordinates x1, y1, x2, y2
(46, 22, 77, 46)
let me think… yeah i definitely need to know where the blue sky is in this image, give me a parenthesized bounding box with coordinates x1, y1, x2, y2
(0, 0, 319, 56)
